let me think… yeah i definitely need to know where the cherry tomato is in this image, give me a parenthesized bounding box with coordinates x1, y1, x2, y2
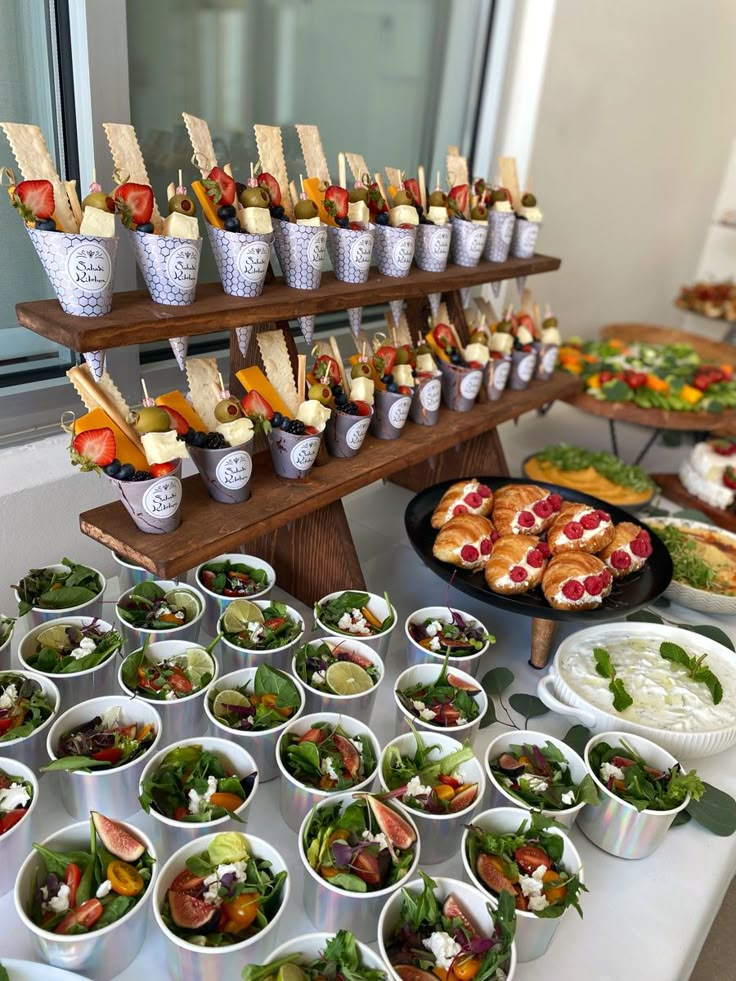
(92, 747, 123, 764)
(65, 862, 82, 908)
(514, 845, 552, 875)
(107, 860, 144, 896)
(167, 670, 193, 694)
(222, 892, 260, 932)
(263, 617, 286, 631)
(55, 898, 103, 934)
(0, 808, 27, 836)
(173, 806, 189, 822)
(136, 724, 154, 741)
(453, 955, 482, 981)
(209, 792, 244, 811)
(542, 868, 567, 904)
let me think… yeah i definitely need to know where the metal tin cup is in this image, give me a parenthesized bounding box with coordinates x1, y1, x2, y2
(276, 711, 381, 833)
(218, 599, 305, 673)
(290, 636, 385, 718)
(27, 227, 118, 317)
(404, 606, 491, 678)
(369, 389, 411, 440)
(393, 662, 488, 747)
(378, 875, 518, 981)
(484, 730, 588, 829)
(14, 819, 157, 980)
(272, 220, 326, 289)
(115, 579, 205, 653)
(578, 731, 690, 860)
(509, 348, 538, 391)
(326, 224, 374, 282)
(17, 616, 120, 710)
(110, 462, 183, 535)
(14, 563, 106, 629)
(414, 223, 451, 272)
(439, 361, 483, 412)
(127, 228, 202, 305)
(0, 756, 39, 897)
(189, 438, 254, 504)
(324, 407, 372, 458)
(484, 210, 516, 262)
(117, 640, 219, 746)
(205, 666, 306, 783)
(461, 807, 583, 962)
(410, 375, 441, 426)
(206, 225, 273, 297)
(372, 224, 417, 277)
(152, 832, 290, 980)
(315, 590, 397, 660)
(485, 354, 512, 401)
(111, 550, 156, 591)
(450, 218, 488, 267)
(0, 670, 60, 771)
(265, 933, 387, 977)
(510, 218, 540, 258)
(298, 791, 421, 943)
(139, 736, 259, 854)
(378, 732, 485, 864)
(46, 694, 163, 820)
(269, 427, 323, 479)
(194, 554, 276, 638)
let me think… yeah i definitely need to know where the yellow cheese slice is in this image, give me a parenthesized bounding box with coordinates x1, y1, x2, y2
(236, 366, 292, 418)
(192, 180, 224, 229)
(303, 177, 334, 226)
(74, 408, 149, 471)
(155, 391, 207, 432)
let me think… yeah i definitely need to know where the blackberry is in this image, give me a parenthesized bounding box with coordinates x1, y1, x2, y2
(343, 401, 359, 415)
(289, 420, 305, 435)
(132, 470, 152, 481)
(205, 432, 228, 449)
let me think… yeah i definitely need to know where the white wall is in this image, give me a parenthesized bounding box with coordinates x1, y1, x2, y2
(524, 0, 736, 337)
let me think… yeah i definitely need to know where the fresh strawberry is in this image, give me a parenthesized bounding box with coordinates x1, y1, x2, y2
(324, 185, 349, 220)
(375, 345, 397, 374)
(723, 466, 736, 490)
(13, 180, 55, 221)
(257, 172, 281, 207)
(151, 461, 178, 477)
(241, 390, 274, 422)
(314, 354, 340, 386)
(303, 425, 320, 435)
(398, 222, 414, 229)
(467, 361, 483, 370)
(348, 221, 363, 231)
(158, 404, 189, 436)
(113, 182, 154, 229)
(404, 177, 421, 207)
(366, 182, 387, 214)
(448, 183, 470, 217)
(711, 439, 736, 456)
(71, 427, 116, 471)
(203, 167, 236, 206)
(397, 385, 412, 395)
(433, 323, 456, 352)
(354, 400, 372, 416)
(474, 177, 487, 199)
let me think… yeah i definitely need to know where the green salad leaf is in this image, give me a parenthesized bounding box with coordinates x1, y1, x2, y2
(593, 647, 633, 712)
(658, 641, 723, 705)
(590, 739, 704, 811)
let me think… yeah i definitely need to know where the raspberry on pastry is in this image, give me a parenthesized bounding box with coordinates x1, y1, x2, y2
(598, 522, 653, 578)
(432, 513, 497, 570)
(431, 478, 494, 529)
(542, 553, 613, 610)
(484, 534, 548, 595)
(492, 484, 564, 536)
(547, 502, 615, 555)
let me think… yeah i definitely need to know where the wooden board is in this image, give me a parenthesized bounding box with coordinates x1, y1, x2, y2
(652, 473, 736, 533)
(16, 254, 561, 353)
(564, 390, 736, 432)
(599, 323, 736, 362)
(79, 372, 580, 577)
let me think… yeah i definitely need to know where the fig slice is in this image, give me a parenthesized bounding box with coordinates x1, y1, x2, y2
(496, 753, 526, 777)
(168, 889, 219, 930)
(475, 853, 516, 899)
(366, 795, 416, 850)
(395, 968, 437, 981)
(448, 783, 478, 812)
(446, 673, 480, 693)
(443, 893, 480, 937)
(333, 733, 360, 776)
(351, 848, 381, 886)
(91, 811, 145, 862)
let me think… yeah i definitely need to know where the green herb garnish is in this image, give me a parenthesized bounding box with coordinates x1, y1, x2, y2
(658, 641, 723, 705)
(590, 738, 704, 811)
(593, 647, 633, 712)
(534, 444, 654, 492)
(242, 929, 385, 981)
(651, 523, 729, 593)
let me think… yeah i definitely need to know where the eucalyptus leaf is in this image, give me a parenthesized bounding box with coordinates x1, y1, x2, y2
(479, 699, 497, 730)
(481, 666, 514, 697)
(687, 782, 736, 836)
(671, 809, 692, 828)
(563, 725, 593, 757)
(643, 504, 670, 518)
(508, 693, 549, 722)
(683, 624, 735, 652)
(653, 596, 671, 609)
(672, 508, 714, 524)
(626, 610, 663, 624)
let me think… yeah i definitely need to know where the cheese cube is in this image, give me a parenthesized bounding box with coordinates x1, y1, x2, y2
(350, 377, 375, 404)
(242, 207, 272, 235)
(389, 205, 419, 227)
(348, 201, 370, 224)
(79, 206, 116, 238)
(392, 364, 415, 387)
(163, 212, 200, 240)
(296, 399, 331, 430)
(215, 417, 254, 447)
(427, 206, 449, 226)
(463, 343, 490, 366)
(141, 429, 189, 465)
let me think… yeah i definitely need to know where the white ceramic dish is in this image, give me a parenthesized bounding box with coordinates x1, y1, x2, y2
(649, 517, 736, 615)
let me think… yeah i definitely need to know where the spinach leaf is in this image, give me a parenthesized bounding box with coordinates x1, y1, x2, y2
(96, 894, 135, 928)
(32, 844, 92, 879)
(37, 585, 98, 610)
(329, 872, 367, 892)
(254, 663, 300, 709)
(42, 756, 113, 773)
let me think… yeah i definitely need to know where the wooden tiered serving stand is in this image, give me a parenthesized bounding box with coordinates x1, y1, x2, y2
(17, 254, 577, 648)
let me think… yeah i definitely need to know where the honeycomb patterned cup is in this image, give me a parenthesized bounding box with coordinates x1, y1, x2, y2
(272, 220, 327, 289)
(27, 227, 118, 316)
(207, 225, 273, 297)
(127, 229, 202, 305)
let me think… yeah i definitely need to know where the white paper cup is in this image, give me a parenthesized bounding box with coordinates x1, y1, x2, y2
(578, 731, 690, 859)
(326, 224, 374, 283)
(268, 427, 323, 479)
(110, 464, 183, 535)
(450, 218, 488, 267)
(462, 806, 583, 962)
(372, 224, 416, 277)
(127, 228, 202, 305)
(510, 219, 540, 259)
(315, 590, 397, 660)
(111, 550, 156, 592)
(379, 731, 485, 864)
(0, 670, 60, 771)
(205, 666, 306, 783)
(291, 636, 384, 718)
(264, 932, 386, 976)
(206, 225, 272, 297)
(14, 563, 106, 629)
(404, 606, 491, 678)
(46, 694, 162, 819)
(0, 756, 39, 897)
(194, 554, 276, 637)
(0, 620, 14, 661)
(27, 227, 118, 316)
(153, 832, 289, 979)
(218, 599, 305, 673)
(115, 579, 205, 653)
(414, 222, 451, 272)
(272, 221, 326, 289)
(393, 662, 488, 746)
(15, 818, 156, 979)
(484, 210, 516, 262)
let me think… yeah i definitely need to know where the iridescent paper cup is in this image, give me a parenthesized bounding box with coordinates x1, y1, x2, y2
(109, 462, 183, 535)
(115, 579, 205, 653)
(206, 225, 272, 297)
(0, 670, 60, 772)
(450, 218, 488, 267)
(324, 408, 372, 458)
(410, 375, 441, 426)
(298, 791, 420, 942)
(139, 736, 259, 854)
(205, 666, 306, 783)
(189, 438, 254, 504)
(265, 933, 387, 976)
(268, 427, 323, 479)
(404, 606, 491, 678)
(485, 354, 512, 401)
(194, 554, 275, 637)
(462, 807, 583, 962)
(14, 563, 106, 629)
(393, 662, 488, 746)
(369, 389, 411, 440)
(276, 711, 380, 833)
(578, 731, 690, 859)
(484, 210, 516, 262)
(0, 756, 39, 897)
(510, 218, 540, 258)
(126, 228, 201, 305)
(111, 550, 156, 592)
(272, 220, 327, 289)
(414, 223, 451, 272)
(509, 348, 538, 391)
(372, 224, 416, 277)
(314, 590, 397, 661)
(15, 819, 157, 980)
(326, 224, 374, 282)
(290, 636, 384, 718)
(217, 599, 305, 673)
(27, 227, 118, 316)
(439, 361, 483, 412)
(484, 730, 588, 829)
(45, 694, 163, 820)
(0, 620, 13, 662)
(535, 343, 559, 381)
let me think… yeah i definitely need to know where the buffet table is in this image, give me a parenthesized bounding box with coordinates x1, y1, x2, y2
(1, 480, 733, 981)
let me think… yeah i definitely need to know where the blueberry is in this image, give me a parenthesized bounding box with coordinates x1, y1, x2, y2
(375, 212, 389, 226)
(420, 216, 431, 224)
(335, 393, 348, 406)
(103, 459, 121, 477)
(270, 205, 285, 219)
(386, 382, 399, 393)
(35, 218, 57, 231)
(415, 204, 424, 215)
(336, 216, 350, 228)
(223, 216, 240, 232)
(136, 222, 154, 233)
(193, 431, 208, 447)
(331, 384, 342, 396)
(272, 411, 283, 429)
(280, 416, 291, 429)
(450, 352, 461, 365)
(218, 204, 236, 220)
(116, 463, 135, 481)
(384, 373, 394, 385)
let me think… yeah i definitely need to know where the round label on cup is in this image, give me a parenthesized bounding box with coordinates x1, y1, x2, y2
(388, 396, 411, 428)
(467, 227, 487, 259)
(501, 215, 515, 244)
(237, 240, 270, 282)
(345, 417, 371, 449)
(165, 244, 199, 289)
(215, 450, 252, 490)
(542, 346, 558, 372)
(460, 370, 483, 399)
(66, 244, 112, 294)
(349, 233, 373, 271)
(420, 378, 441, 411)
(492, 360, 511, 391)
(517, 353, 536, 382)
(142, 475, 182, 519)
(391, 235, 415, 272)
(290, 436, 321, 471)
(429, 226, 451, 258)
(307, 230, 327, 270)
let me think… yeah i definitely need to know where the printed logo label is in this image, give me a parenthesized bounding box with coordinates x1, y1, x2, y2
(215, 450, 252, 490)
(142, 476, 182, 519)
(290, 436, 321, 471)
(237, 240, 270, 282)
(165, 244, 199, 289)
(388, 396, 411, 428)
(349, 233, 373, 271)
(429, 226, 451, 259)
(460, 370, 483, 399)
(517, 353, 536, 382)
(419, 378, 441, 411)
(492, 360, 511, 391)
(501, 215, 515, 244)
(66, 244, 112, 294)
(345, 417, 371, 449)
(307, 230, 327, 270)
(390, 234, 415, 272)
(466, 226, 487, 259)
(541, 346, 558, 373)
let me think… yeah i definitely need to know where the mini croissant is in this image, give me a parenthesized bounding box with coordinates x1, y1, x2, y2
(431, 478, 494, 529)
(492, 484, 564, 536)
(432, 513, 497, 570)
(547, 502, 615, 555)
(484, 534, 550, 595)
(542, 552, 613, 610)
(598, 522, 653, 578)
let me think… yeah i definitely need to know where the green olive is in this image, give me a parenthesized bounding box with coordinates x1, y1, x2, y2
(521, 192, 537, 207)
(168, 193, 198, 217)
(294, 198, 319, 220)
(469, 330, 489, 345)
(394, 348, 410, 365)
(428, 190, 447, 207)
(308, 383, 332, 405)
(392, 190, 414, 207)
(490, 188, 508, 203)
(543, 316, 558, 328)
(130, 406, 170, 434)
(416, 344, 432, 356)
(471, 205, 487, 220)
(496, 321, 514, 335)
(214, 398, 243, 423)
(350, 362, 372, 379)
(240, 187, 270, 209)
(82, 191, 114, 213)
(349, 187, 368, 203)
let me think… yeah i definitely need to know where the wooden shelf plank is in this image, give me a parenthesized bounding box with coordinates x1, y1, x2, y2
(16, 254, 561, 353)
(80, 372, 580, 577)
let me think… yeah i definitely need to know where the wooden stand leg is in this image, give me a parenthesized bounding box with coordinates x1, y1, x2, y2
(530, 618, 556, 669)
(245, 499, 366, 607)
(390, 426, 511, 492)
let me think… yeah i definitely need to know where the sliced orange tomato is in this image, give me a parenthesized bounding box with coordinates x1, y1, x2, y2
(209, 792, 244, 811)
(542, 868, 567, 904)
(433, 783, 455, 802)
(360, 606, 382, 630)
(222, 892, 260, 932)
(453, 956, 482, 981)
(107, 860, 144, 896)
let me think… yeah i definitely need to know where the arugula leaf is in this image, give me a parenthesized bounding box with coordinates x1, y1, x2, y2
(399, 871, 441, 932)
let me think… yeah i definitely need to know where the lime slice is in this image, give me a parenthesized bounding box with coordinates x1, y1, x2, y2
(221, 599, 264, 634)
(36, 624, 72, 651)
(165, 589, 200, 623)
(184, 647, 214, 689)
(212, 688, 250, 720)
(325, 661, 374, 696)
(277, 965, 307, 981)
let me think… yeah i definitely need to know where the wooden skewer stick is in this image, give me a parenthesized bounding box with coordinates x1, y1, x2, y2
(289, 180, 299, 208)
(297, 354, 307, 405)
(417, 165, 427, 210)
(338, 152, 347, 190)
(141, 378, 151, 404)
(329, 335, 349, 392)
(178, 169, 183, 188)
(217, 370, 227, 396)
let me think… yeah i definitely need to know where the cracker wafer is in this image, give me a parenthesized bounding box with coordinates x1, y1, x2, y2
(103, 122, 163, 232)
(417, 165, 427, 210)
(65, 180, 83, 228)
(257, 329, 299, 415)
(254, 124, 294, 220)
(385, 167, 402, 193)
(182, 112, 218, 177)
(446, 148, 468, 189)
(499, 156, 521, 210)
(344, 152, 369, 182)
(0, 122, 77, 231)
(295, 124, 331, 185)
(186, 356, 221, 431)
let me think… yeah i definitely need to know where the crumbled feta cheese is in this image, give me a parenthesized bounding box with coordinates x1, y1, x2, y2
(312, 670, 327, 687)
(68, 636, 97, 660)
(0, 782, 30, 812)
(337, 612, 352, 630)
(187, 775, 218, 815)
(521, 775, 548, 794)
(405, 776, 432, 798)
(202, 860, 249, 906)
(249, 623, 264, 642)
(424, 620, 443, 638)
(561, 790, 576, 806)
(42, 882, 71, 914)
(155, 605, 169, 618)
(600, 762, 625, 783)
(350, 618, 368, 634)
(96, 879, 112, 899)
(412, 699, 426, 712)
(419, 707, 438, 721)
(174, 611, 185, 621)
(0, 684, 18, 710)
(456, 717, 467, 727)
(321, 756, 339, 782)
(165, 690, 178, 701)
(518, 865, 547, 899)
(351, 608, 362, 618)
(429, 636, 441, 652)
(528, 893, 550, 912)
(362, 829, 390, 850)
(423, 931, 462, 970)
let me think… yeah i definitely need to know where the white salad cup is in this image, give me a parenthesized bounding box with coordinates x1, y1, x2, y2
(218, 599, 305, 672)
(194, 554, 276, 637)
(461, 806, 583, 962)
(393, 662, 488, 746)
(153, 832, 289, 979)
(377, 875, 518, 981)
(0, 669, 60, 771)
(14, 819, 157, 980)
(0, 617, 14, 661)
(315, 590, 397, 660)
(139, 736, 259, 855)
(265, 933, 387, 976)
(18, 616, 120, 710)
(297, 790, 421, 943)
(276, 711, 381, 832)
(485, 730, 588, 829)
(115, 579, 205, 653)
(46, 694, 162, 820)
(0, 756, 39, 897)
(15, 563, 106, 629)
(404, 606, 491, 678)
(378, 731, 485, 864)
(291, 636, 385, 718)
(117, 639, 219, 746)
(205, 666, 306, 783)
(110, 549, 157, 592)
(578, 730, 691, 859)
